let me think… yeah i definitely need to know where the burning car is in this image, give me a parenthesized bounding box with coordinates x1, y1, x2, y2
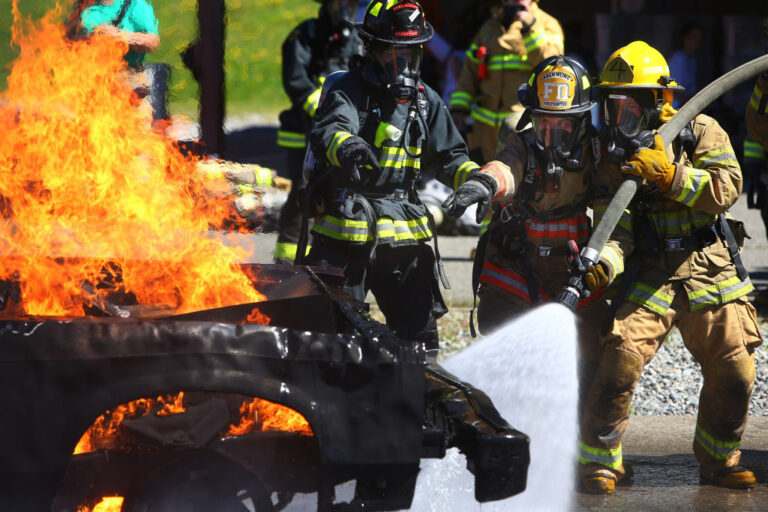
(0, 5, 529, 511)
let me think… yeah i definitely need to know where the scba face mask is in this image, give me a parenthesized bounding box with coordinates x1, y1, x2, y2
(602, 90, 660, 162)
(371, 44, 422, 102)
(531, 113, 586, 177)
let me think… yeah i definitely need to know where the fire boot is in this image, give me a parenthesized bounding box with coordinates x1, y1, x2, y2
(581, 469, 617, 495)
(700, 466, 757, 489)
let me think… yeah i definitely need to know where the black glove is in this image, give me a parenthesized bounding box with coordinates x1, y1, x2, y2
(441, 173, 496, 224)
(337, 140, 381, 181)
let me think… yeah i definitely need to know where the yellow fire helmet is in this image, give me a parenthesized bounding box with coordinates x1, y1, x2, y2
(598, 41, 683, 105)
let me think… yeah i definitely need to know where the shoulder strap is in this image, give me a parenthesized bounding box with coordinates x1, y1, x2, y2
(114, 0, 132, 27)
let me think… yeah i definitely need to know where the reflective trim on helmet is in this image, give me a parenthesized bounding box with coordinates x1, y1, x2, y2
(694, 424, 742, 460)
(303, 86, 323, 117)
(326, 131, 354, 167)
(277, 130, 308, 149)
(453, 160, 481, 189)
(744, 140, 766, 160)
(578, 441, 623, 469)
(692, 149, 738, 169)
(672, 168, 711, 207)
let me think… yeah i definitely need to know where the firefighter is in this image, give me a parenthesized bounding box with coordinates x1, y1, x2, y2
(442, 55, 606, 408)
(448, 0, 563, 163)
(274, 0, 362, 264)
(578, 41, 762, 494)
(743, 135, 768, 240)
(305, 0, 480, 348)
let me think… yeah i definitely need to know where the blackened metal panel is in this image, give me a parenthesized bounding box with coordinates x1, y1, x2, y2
(0, 319, 424, 511)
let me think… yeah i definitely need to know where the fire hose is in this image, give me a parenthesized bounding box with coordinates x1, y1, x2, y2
(557, 53, 768, 310)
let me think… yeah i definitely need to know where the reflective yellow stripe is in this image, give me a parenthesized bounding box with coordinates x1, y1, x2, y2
(487, 54, 532, 71)
(646, 210, 716, 238)
(695, 424, 741, 461)
(277, 130, 307, 149)
(749, 83, 766, 113)
(744, 140, 766, 160)
(465, 44, 479, 64)
(449, 91, 473, 109)
(326, 131, 353, 167)
(454, 160, 480, 189)
(303, 86, 322, 117)
(692, 148, 738, 169)
(273, 242, 310, 262)
(523, 30, 545, 52)
(600, 246, 624, 277)
(312, 215, 433, 242)
(578, 441, 622, 469)
(627, 282, 674, 315)
(593, 204, 633, 234)
(470, 105, 508, 127)
(253, 166, 274, 188)
(688, 276, 754, 311)
(673, 168, 711, 207)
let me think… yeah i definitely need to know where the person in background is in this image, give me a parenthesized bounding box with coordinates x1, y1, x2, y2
(78, 0, 159, 119)
(668, 23, 704, 108)
(448, 0, 563, 164)
(274, 0, 361, 265)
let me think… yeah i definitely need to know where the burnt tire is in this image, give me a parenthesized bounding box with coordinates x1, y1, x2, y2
(122, 451, 273, 512)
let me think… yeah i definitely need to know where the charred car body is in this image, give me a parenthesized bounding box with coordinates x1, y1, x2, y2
(0, 263, 529, 512)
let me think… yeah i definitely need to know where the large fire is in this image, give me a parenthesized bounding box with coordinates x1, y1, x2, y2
(0, 1, 265, 317)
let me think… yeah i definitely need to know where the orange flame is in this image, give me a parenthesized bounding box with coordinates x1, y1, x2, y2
(245, 306, 270, 325)
(74, 392, 186, 454)
(78, 496, 124, 512)
(0, 1, 265, 317)
(226, 397, 313, 436)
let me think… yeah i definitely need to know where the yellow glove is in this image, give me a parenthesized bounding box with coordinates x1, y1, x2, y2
(584, 263, 609, 291)
(621, 134, 676, 192)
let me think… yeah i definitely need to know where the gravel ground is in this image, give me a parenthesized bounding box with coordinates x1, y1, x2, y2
(399, 306, 768, 417)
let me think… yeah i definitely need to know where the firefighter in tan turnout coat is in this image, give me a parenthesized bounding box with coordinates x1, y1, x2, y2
(449, 0, 563, 163)
(578, 41, 763, 495)
(442, 55, 606, 407)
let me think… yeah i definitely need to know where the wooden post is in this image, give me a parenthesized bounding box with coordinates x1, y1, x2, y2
(198, 0, 225, 154)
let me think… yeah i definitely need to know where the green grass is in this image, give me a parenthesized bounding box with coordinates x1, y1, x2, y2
(0, 0, 317, 119)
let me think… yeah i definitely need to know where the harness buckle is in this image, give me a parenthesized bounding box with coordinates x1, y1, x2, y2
(500, 204, 515, 223)
(664, 238, 684, 252)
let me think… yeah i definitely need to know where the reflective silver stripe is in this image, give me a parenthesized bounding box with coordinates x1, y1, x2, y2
(688, 277, 754, 311)
(627, 283, 673, 315)
(577, 441, 622, 469)
(674, 168, 710, 207)
(479, 266, 530, 299)
(693, 150, 738, 169)
(694, 424, 740, 460)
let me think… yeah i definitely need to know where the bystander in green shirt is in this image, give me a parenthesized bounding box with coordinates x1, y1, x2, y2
(80, 0, 159, 68)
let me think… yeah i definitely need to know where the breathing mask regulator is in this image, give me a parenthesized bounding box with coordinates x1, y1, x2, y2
(518, 55, 596, 183)
(596, 40, 684, 164)
(369, 42, 422, 103)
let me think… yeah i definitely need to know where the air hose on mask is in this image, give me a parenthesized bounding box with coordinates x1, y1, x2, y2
(557, 53, 768, 311)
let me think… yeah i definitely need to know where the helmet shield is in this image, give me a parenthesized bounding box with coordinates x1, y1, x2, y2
(371, 44, 422, 85)
(531, 114, 580, 154)
(603, 90, 656, 139)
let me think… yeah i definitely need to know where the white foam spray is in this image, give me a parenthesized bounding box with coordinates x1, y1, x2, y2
(281, 303, 579, 512)
(410, 303, 579, 512)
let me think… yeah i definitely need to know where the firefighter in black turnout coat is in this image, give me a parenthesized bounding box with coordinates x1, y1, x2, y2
(305, 0, 481, 348)
(275, 0, 362, 264)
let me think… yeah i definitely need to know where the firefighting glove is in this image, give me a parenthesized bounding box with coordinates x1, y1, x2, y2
(621, 134, 676, 192)
(441, 173, 497, 224)
(337, 140, 381, 182)
(584, 263, 610, 291)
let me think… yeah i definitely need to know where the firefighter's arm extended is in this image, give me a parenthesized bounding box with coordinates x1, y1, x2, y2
(427, 99, 481, 191)
(591, 160, 636, 286)
(282, 21, 323, 117)
(520, 11, 564, 66)
(659, 116, 742, 214)
(309, 86, 367, 171)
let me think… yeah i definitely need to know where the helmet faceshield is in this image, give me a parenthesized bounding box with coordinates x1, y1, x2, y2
(603, 89, 657, 140)
(531, 114, 580, 155)
(371, 44, 422, 84)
